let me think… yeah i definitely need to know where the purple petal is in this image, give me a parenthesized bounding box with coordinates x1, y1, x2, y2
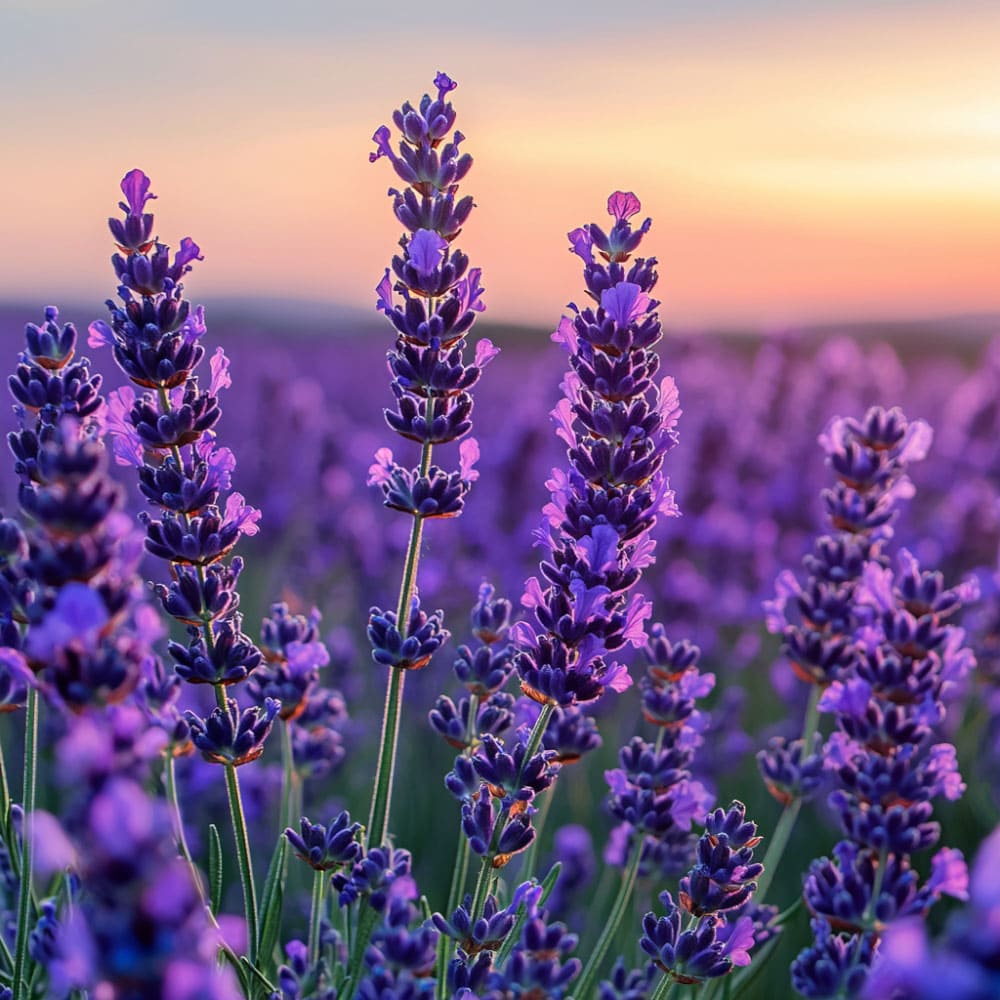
(434, 71, 458, 98)
(174, 237, 203, 269)
(459, 437, 480, 481)
(928, 847, 968, 901)
(408, 228, 448, 280)
(223, 493, 261, 537)
(567, 226, 593, 264)
(369, 125, 393, 163)
(209, 347, 231, 396)
(474, 338, 499, 368)
(606, 191, 641, 221)
(367, 447, 395, 487)
(120, 168, 156, 214)
(87, 319, 115, 349)
(600, 282, 650, 328)
(376, 269, 394, 315)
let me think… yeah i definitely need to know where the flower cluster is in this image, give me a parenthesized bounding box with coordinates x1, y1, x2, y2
(862, 822, 1000, 1000)
(605, 626, 716, 878)
(1, 310, 151, 712)
(765, 406, 933, 692)
(90, 169, 273, 763)
(788, 410, 977, 997)
(1, 311, 237, 998)
(639, 802, 766, 988)
(367, 71, 493, 528)
(512, 190, 679, 711)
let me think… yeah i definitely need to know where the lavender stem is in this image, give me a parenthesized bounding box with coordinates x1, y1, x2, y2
(366, 439, 432, 846)
(573, 835, 643, 999)
(12, 686, 38, 1000)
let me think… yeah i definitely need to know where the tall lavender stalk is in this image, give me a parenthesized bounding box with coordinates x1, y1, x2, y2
(89, 172, 271, 970)
(756, 407, 936, 904)
(366, 71, 494, 847)
(459, 192, 678, 915)
(1, 310, 239, 998)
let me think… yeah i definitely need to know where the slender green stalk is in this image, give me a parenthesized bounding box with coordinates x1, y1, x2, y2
(650, 976, 677, 1000)
(12, 686, 38, 1000)
(753, 684, 822, 905)
(223, 763, 258, 965)
(280, 719, 296, 834)
(165, 751, 211, 913)
(0, 734, 10, 834)
(367, 441, 433, 847)
(213, 680, 260, 967)
(518, 781, 555, 883)
(435, 827, 472, 998)
(573, 830, 644, 999)
(308, 868, 326, 966)
(346, 904, 379, 999)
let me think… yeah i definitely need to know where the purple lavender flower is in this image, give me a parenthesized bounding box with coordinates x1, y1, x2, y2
(186, 696, 280, 767)
(638, 803, 766, 990)
(285, 812, 361, 871)
(513, 192, 679, 713)
(862, 823, 1000, 1000)
(785, 408, 976, 996)
(90, 171, 266, 708)
(368, 72, 492, 527)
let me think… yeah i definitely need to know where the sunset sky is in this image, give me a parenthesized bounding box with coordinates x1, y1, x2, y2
(3, 0, 999, 329)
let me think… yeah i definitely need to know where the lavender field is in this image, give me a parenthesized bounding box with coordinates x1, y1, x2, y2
(2, 68, 1000, 1000)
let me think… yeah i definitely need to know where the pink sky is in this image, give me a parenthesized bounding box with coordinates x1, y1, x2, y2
(3, 1, 999, 328)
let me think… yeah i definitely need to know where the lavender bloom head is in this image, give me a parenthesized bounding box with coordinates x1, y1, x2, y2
(369, 74, 493, 530)
(513, 197, 680, 711)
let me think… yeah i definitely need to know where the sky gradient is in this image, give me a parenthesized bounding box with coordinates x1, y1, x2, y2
(3, 0, 999, 329)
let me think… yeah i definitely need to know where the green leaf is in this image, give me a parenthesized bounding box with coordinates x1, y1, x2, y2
(219, 946, 250, 994)
(257, 835, 288, 972)
(241, 956, 277, 995)
(208, 823, 224, 916)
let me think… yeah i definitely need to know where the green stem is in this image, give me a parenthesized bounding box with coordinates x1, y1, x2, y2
(346, 904, 379, 999)
(280, 718, 296, 833)
(0, 733, 11, 834)
(308, 868, 326, 966)
(753, 684, 822, 905)
(12, 687, 38, 1000)
(165, 751, 211, 913)
(367, 444, 433, 848)
(219, 755, 258, 968)
(573, 830, 643, 999)
(518, 782, 555, 884)
(650, 976, 678, 1000)
(435, 831, 472, 999)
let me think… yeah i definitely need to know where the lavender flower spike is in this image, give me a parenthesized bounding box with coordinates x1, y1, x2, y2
(366, 72, 495, 850)
(513, 192, 679, 713)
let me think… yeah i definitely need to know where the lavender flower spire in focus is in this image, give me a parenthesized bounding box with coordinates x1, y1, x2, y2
(366, 72, 496, 848)
(640, 802, 765, 995)
(89, 171, 269, 968)
(511, 191, 678, 719)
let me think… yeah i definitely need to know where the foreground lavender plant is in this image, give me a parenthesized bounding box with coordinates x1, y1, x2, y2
(1, 312, 238, 997)
(366, 71, 494, 847)
(862, 821, 1000, 1000)
(90, 172, 269, 970)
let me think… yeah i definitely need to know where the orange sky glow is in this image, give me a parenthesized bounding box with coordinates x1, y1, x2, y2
(2, 1, 999, 329)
